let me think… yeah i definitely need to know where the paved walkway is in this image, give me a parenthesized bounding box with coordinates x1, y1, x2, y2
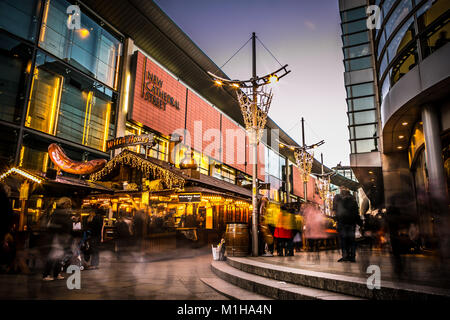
(0, 246, 227, 300)
(253, 248, 450, 289)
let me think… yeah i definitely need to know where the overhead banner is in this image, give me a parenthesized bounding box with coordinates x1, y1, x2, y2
(106, 133, 155, 151)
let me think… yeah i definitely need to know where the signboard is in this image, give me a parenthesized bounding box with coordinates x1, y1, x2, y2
(106, 133, 154, 151)
(178, 193, 201, 203)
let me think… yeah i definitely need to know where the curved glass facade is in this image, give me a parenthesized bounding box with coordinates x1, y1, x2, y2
(376, 0, 450, 101)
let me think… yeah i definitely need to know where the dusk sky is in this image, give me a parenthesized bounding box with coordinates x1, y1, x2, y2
(154, 0, 349, 169)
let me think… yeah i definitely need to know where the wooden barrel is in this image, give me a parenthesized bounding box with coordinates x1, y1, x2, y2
(225, 223, 249, 257)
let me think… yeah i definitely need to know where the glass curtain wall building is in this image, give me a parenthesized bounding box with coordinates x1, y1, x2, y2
(0, 0, 122, 173)
(339, 0, 383, 209)
(340, 0, 450, 249)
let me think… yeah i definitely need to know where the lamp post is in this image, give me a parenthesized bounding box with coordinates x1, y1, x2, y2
(208, 32, 290, 256)
(279, 118, 324, 204)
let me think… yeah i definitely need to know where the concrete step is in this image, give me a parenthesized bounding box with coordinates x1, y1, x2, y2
(211, 261, 364, 300)
(200, 277, 272, 300)
(226, 257, 450, 300)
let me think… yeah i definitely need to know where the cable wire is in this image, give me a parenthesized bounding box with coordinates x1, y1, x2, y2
(256, 36, 284, 68)
(213, 36, 252, 75)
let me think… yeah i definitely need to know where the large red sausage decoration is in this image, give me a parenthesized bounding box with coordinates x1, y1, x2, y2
(48, 143, 107, 175)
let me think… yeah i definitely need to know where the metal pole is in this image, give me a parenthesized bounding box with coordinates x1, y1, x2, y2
(301, 117, 307, 203)
(251, 32, 258, 257)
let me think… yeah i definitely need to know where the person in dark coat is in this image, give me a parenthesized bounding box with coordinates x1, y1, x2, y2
(85, 206, 104, 269)
(332, 187, 362, 262)
(43, 197, 73, 281)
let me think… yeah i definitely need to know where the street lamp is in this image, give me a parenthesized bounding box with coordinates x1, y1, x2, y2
(208, 32, 290, 256)
(280, 118, 324, 202)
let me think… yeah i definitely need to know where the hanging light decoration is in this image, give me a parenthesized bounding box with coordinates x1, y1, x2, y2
(294, 148, 314, 183)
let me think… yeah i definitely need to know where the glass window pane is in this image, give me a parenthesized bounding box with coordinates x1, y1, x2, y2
(0, 0, 39, 41)
(341, 7, 367, 23)
(381, 75, 391, 101)
(39, 0, 121, 88)
(352, 110, 377, 125)
(343, 31, 369, 46)
(347, 82, 374, 98)
(345, 56, 372, 71)
(382, 0, 397, 18)
(344, 43, 371, 59)
(348, 96, 375, 111)
(0, 34, 32, 124)
(342, 19, 367, 34)
(379, 51, 388, 79)
(420, 16, 450, 59)
(377, 31, 386, 57)
(355, 139, 378, 153)
(390, 43, 417, 85)
(0, 125, 19, 166)
(417, 0, 450, 30)
(387, 17, 415, 63)
(354, 124, 378, 139)
(385, 0, 412, 38)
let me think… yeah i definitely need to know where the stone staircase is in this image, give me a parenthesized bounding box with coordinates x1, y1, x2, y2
(203, 257, 450, 300)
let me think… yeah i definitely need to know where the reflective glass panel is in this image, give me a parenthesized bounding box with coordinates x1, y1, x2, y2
(384, 0, 412, 38)
(341, 6, 367, 23)
(342, 31, 369, 46)
(348, 96, 376, 111)
(0, 34, 33, 124)
(344, 43, 371, 59)
(342, 19, 368, 34)
(345, 56, 372, 71)
(347, 82, 374, 98)
(354, 124, 378, 139)
(39, 0, 121, 88)
(387, 16, 414, 63)
(351, 110, 377, 125)
(355, 139, 378, 153)
(0, 0, 39, 41)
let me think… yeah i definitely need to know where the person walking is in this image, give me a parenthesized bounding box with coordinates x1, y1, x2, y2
(274, 206, 293, 256)
(85, 206, 104, 270)
(42, 197, 73, 281)
(333, 187, 362, 262)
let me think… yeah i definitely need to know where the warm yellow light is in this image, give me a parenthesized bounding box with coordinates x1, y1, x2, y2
(369, 171, 373, 174)
(401, 122, 408, 126)
(214, 80, 223, 87)
(123, 73, 131, 113)
(231, 83, 240, 88)
(398, 135, 404, 139)
(102, 103, 111, 152)
(397, 146, 403, 149)
(78, 28, 90, 39)
(268, 75, 278, 84)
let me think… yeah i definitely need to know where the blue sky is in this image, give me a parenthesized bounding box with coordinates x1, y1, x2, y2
(154, 0, 349, 168)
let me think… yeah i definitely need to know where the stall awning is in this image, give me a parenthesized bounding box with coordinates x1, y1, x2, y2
(89, 149, 186, 189)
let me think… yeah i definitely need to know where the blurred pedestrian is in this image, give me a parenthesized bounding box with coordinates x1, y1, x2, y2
(303, 203, 327, 252)
(43, 197, 73, 281)
(85, 206, 105, 270)
(274, 206, 293, 256)
(333, 187, 362, 262)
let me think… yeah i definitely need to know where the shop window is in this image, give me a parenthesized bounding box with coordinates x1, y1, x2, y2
(38, 0, 122, 89)
(25, 51, 116, 151)
(0, 0, 40, 41)
(148, 137, 169, 162)
(18, 146, 50, 173)
(193, 151, 209, 175)
(408, 122, 425, 166)
(212, 162, 236, 184)
(0, 33, 33, 124)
